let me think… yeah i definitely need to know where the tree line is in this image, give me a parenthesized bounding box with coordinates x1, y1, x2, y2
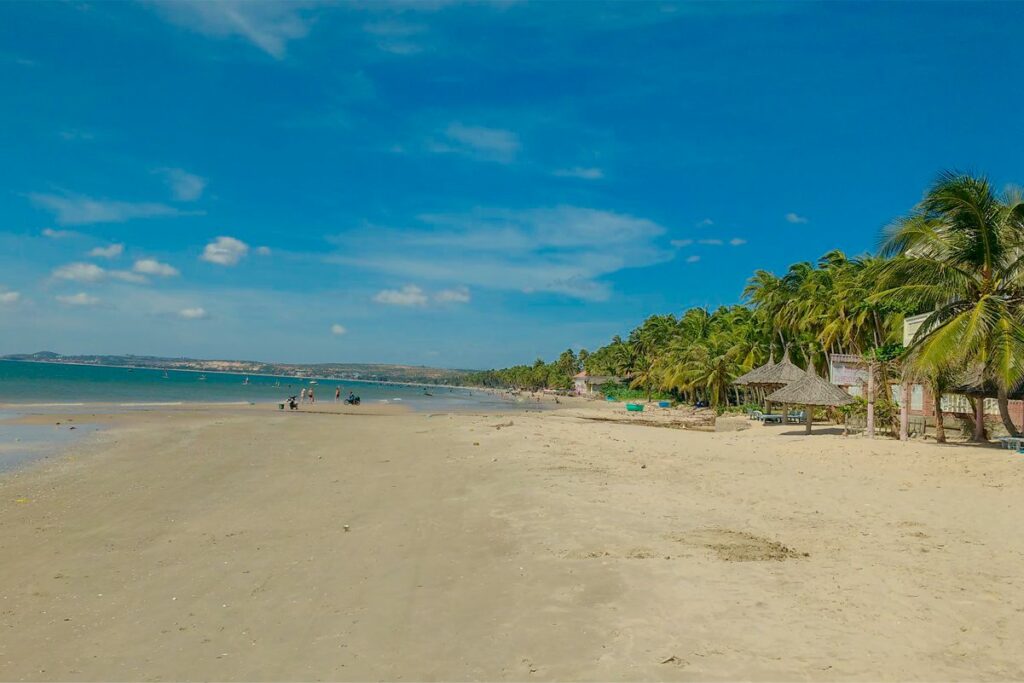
(467, 172, 1024, 438)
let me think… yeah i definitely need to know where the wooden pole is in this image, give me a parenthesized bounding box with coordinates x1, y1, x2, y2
(866, 361, 875, 438)
(899, 382, 910, 441)
(805, 404, 812, 434)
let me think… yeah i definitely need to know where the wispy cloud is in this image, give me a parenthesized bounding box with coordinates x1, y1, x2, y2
(435, 286, 471, 304)
(429, 123, 521, 164)
(729, 237, 747, 246)
(89, 243, 124, 259)
(373, 285, 429, 307)
(201, 236, 249, 266)
(58, 129, 95, 142)
(670, 238, 693, 248)
(0, 290, 21, 305)
(29, 192, 186, 225)
(155, 167, 206, 201)
(133, 259, 180, 277)
(41, 228, 79, 239)
(148, 0, 312, 59)
(330, 323, 347, 336)
(362, 20, 427, 55)
(696, 218, 714, 227)
(333, 206, 672, 302)
(785, 212, 809, 224)
(686, 255, 701, 263)
(697, 238, 723, 246)
(52, 262, 147, 284)
(553, 167, 604, 180)
(56, 292, 100, 306)
(178, 307, 209, 320)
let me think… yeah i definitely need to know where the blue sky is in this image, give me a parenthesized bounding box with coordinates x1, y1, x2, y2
(1, 1, 1022, 368)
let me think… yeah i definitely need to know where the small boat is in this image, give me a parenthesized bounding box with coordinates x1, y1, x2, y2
(274, 380, 281, 388)
(423, 391, 433, 396)
(309, 380, 318, 385)
(162, 371, 169, 379)
(198, 374, 207, 381)
(242, 377, 250, 385)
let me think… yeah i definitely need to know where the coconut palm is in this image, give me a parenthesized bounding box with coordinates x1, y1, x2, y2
(877, 172, 1024, 437)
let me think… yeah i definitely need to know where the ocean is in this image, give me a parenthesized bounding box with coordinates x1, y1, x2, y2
(0, 359, 518, 412)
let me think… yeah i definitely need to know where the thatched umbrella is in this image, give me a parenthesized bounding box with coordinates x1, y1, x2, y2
(766, 369, 855, 434)
(734, 349, 806, 413)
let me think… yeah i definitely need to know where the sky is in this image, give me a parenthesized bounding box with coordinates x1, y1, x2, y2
(1, 1, 1023, 369)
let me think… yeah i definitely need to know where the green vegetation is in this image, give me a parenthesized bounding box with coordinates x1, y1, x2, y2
(469, 172, 1024, 434)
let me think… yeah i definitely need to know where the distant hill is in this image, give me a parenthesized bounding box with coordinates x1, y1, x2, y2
(2, 351, 475, 385)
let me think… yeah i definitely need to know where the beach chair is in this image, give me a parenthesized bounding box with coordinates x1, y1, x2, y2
(787, 410, 806, 424)
(750, 410, 764, 421)
(761, 413, 784, 424)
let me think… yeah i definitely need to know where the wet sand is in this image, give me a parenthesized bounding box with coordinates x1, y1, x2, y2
(1, 406, 1022, 680)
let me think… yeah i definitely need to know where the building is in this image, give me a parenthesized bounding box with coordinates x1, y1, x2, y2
(573, 371, 621, 396)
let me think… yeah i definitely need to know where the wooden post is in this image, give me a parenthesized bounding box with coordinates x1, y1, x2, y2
(899, 382, 910, 441)
(866, 361, 875, 438)
(974, 396, 986, 442)
(805, 404, 812, 434)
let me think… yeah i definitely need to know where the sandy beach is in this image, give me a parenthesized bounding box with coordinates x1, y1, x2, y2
(1, 403, 1023, 681)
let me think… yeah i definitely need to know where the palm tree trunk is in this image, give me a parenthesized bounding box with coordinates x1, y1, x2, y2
(933, 390, 945, 444)
(997, 386, 1019, 437)
(971, 397, 986, 442)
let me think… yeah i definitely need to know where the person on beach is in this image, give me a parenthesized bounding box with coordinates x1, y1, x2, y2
(309, 387, 315, 404)
(300, 387, 307, 403)
(335, 387, 341, 402)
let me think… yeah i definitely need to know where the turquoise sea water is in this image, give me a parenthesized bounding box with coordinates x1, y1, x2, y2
(0, 359, 513, 411)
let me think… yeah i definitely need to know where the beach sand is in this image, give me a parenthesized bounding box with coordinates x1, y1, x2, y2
(1, 405, 1023, 680)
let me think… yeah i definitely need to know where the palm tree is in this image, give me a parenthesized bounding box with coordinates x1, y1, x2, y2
(877, 172, 1024, 438)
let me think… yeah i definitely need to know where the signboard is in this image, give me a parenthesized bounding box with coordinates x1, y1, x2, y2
(829, 353, 869, 387)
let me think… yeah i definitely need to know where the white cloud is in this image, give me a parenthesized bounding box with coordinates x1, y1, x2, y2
(255, 246, 272, 256)
(431, 123, 520, 164)
(373, 285, 429, 307)
(149, 0, 312, 59)
(333, 206, 671, 302)
(29, 193, 185, 225)
(362, 20, 427, 55)
(0, 290, 21, 305)
(58, 129, 95, 142)
(330, 323, 347, 336)
(670, 239, 694, 248)
(201, 236, 249, 266)
(696, 218, 714, 227)
(42, 227, 79, 239)
(52, 262, 106, 283)
(786, 212, 809, 224)
(178, 307, 209, 320)
(89, 243, 124, 259)
(729, 237, 747, 246)
(697, 239, 723, 246)
(110, 271, 149, 284)
(155, 167, 206, 201)
(56, 292, 100, 306)
(686, 255, 701, 263)
(435, 286, 471, 304)
(133, 258, 180, 277)
(553, 167, 604, 180)
(52, 262, 148, 284)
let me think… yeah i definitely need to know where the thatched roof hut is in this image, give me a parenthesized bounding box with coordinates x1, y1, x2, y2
(734, 349, 805, 388)
(766, 369, 855, 434)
